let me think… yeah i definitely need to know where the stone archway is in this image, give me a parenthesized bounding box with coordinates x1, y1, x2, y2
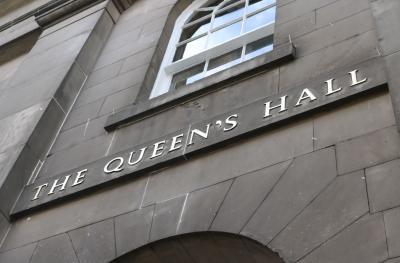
(111, 232, 284, 263)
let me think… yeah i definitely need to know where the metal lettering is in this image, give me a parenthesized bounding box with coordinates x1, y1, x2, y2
(169, 134, 184, 152)
(71, 169, 87, 187)
(48, 175, 71, 195)
(224, 114, 238, 131)
(128, 147, 147, 165)
(150, 140, 166, 159)
(31, 183, 48, 201)
(104, 157, 124, 174)
(264, 95, 287, 117)
(325, 78, 342, 95)
(349, 69, 367, 86)
(188, 124, 211, 145)
(295, 88, 317, 106)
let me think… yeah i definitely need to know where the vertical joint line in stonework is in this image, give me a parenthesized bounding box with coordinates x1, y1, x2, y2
(176, 193, 189, 234)
(31, 61, 88, 184)
(27, 160, 44, 185)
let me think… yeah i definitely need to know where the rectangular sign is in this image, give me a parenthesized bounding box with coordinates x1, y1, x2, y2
(12, 58, 387, 217)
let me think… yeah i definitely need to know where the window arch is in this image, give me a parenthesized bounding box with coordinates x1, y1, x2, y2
(150, 0, 276, 98)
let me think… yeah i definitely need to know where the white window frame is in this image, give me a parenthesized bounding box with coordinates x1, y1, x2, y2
(150, 0, 276, 98)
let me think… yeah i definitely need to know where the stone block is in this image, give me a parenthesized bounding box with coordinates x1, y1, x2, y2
(1, 176, 147, 251)
(386, 258, 400, 263)
(337, 126, 400, 175)
(211, 160, 291, 233)
(69, 219, 115, 263)
(384, 207, 400, 258)
(149, 195, 185, 242)
(74, 65, 147, 108)
(62, 99, 104, 131)
(366, 158, 400, 212)
(51, 115, 107, 154)
(142, 119, 313, 207)
(295, 10, 375, 57)
(0, 243, 37, 263)
(314, 91, 396, 149)
(298, 214, 388, 263)
(30, 233, 78, 263)
(241, 147, 337, 244)
(371, 0, 400, 56)
(85, 60, 123, 89)
(120, 47, 155, 74)
(177, 180, 232, 234)
(274, 11, 316, 46)
(40, 133, 112, 178)
(115, 205, 154, 257)
(270, 170, 369, 262)
(316, 0, 371, 28)
(384, 51, 400, 129)
(150, 239, 194, 263)
(98, 86, 140, 116)
(279, 30, 379, 91)
(276, 0, 337, 24)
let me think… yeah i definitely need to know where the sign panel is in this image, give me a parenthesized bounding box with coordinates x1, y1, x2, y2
(12, 58, 387, 217)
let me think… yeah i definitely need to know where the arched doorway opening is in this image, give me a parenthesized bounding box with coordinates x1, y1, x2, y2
(111, 232, 284, 262)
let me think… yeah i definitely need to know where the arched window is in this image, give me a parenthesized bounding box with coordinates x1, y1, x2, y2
(150, 0, 276, 98)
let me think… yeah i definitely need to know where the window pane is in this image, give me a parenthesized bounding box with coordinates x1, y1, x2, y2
(174, 35, 207, 61)
(213, 3, 245, 28)
(244, 6, 276, 32)
(248, 0, 276, 14)
(245, 36, 273, 59)
(206, 48, 242, 76)
(208, 21, 242, 48)
(171, 63, 205, 89)
(180, 18, 211, 41)
(189, 10, 213, 23)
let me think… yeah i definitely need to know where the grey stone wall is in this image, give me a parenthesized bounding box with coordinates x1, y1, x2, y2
(0, 0, 399, 262)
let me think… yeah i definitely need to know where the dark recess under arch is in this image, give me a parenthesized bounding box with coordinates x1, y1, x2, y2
(111, 232, 284, 263)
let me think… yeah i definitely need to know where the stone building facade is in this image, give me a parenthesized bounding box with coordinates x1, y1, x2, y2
(0, 0, 399, 262)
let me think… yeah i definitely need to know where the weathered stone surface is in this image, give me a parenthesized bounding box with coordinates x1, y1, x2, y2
(279, 30, 379, 91)
(384, 207, 400, 258)
(30, 233, 78, 263)
(142, 119, 313, 206)
(0, 243, 36, 263)
(177, 180, 232, 234)
(241, 147, 337, 244)
(150, 239, 194, 263)
(336, 126, 400, 174)
(211, 160, 292, 233)
(115, 205, 154, 257)
(62, 99, 104, 131)
(384, 50, 400, 131)
(371, 0, 400, 56)
(316, 0, 371, 28)
(2, 176, 147, 251)
(314, 91, 396, 149)
(270, 170, 369, 262)
(366, 158, 400, 212)
(149, 195, 185, 242)
(298, 214, 388, 263)
(386, 258, 400, 263)
(295, 10, 375, 57)
(69, 219, 115, 263)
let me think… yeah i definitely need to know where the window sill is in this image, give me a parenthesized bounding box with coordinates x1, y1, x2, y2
(104, 42, 296, 132)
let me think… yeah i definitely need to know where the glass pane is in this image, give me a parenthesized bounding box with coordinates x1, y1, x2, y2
(174, 35, 207, 61)
(248, 0, 276, 14)
(206, 48, 242, 76)
(213, 3, 245, 28)
(220, 0, 241, 8)
(180, 18, 211, 41)
(189, 10, 213, 23)
(208, 21, 242, 48)
(244, 6, 276, 32)
(245, 36, 273, 59)
(171, 63, 205, 89)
